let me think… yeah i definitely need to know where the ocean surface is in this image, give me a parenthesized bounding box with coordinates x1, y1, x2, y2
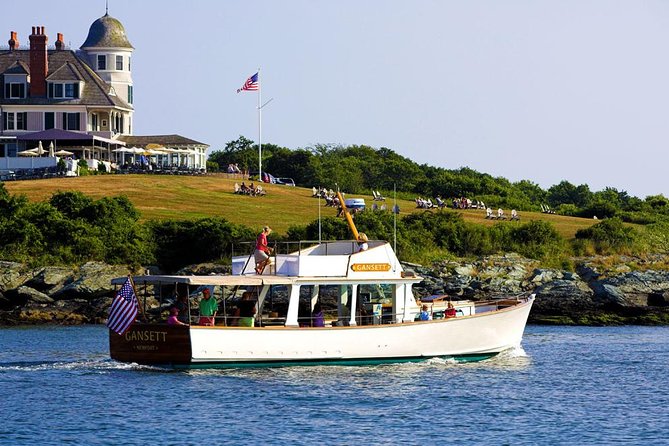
(0, 325, 668, 445)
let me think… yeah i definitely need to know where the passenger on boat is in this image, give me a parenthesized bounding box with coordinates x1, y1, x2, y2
(445, 302, 457, 318)
(254, 226, 273, 274)
(356, 233, 369, 252)
(198, 288, 217, 326)
(238, 292, 257, 327)
(312, 302, 325, 327)
(175, 293, 190, 324)
(167, 307, 188, 326)
(419, 304, 432, 321)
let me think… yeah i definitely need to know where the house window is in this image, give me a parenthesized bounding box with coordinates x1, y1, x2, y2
(48, 83, 80, 99)
(2, 112, 27, 130)
(127, 85, 133, 104)
(5, 83, 26, 99)
(45, 112, 55, 130)
(97, 54, 106, 70)
(62, 112, 80, 131)
(116, 55, 123, 70)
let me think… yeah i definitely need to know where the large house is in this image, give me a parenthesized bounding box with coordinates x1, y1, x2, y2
(0, 12, 208, 173)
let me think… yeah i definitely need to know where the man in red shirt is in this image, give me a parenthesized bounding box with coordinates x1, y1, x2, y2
(254, 226, 273, 274)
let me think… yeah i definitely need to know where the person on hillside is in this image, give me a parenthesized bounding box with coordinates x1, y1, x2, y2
(198, 288, 217, 326)
(254, 226, 273, 274)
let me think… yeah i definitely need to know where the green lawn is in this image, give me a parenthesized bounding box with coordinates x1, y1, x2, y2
(4, 174, 598, 237)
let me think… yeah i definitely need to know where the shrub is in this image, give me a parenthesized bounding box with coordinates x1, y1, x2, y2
(575, 217, 638, 254)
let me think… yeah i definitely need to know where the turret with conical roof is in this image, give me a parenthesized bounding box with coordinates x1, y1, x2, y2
(79, 12, 134, 112)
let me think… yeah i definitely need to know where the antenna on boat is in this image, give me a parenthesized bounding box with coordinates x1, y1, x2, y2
(393, 183, 397, 270)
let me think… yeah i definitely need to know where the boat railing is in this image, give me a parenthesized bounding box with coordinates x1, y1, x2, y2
(232, 239, 369, 258)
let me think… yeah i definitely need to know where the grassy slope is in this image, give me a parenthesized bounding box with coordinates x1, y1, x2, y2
(4, 174, 597, 237)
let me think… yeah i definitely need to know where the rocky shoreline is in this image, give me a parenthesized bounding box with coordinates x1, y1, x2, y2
(1, 255, 668, 326)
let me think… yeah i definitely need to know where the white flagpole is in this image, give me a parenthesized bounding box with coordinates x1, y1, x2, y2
(258, 68, 262, 181)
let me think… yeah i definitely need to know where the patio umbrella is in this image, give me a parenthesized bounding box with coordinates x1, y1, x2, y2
(146, 143, 166, 150)
(18, 150, 39, 156)
(34, 141, 46, 156)
(54, 150, 74, 157)
(48, 142, 55, 157)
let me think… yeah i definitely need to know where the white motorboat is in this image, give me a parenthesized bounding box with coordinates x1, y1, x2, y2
(109, 237, 534, 368)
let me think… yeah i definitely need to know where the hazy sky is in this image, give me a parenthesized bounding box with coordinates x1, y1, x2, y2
(4, 1, 669, 198)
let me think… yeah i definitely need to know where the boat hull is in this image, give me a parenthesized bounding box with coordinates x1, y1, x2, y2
(110, 297, 533, 368)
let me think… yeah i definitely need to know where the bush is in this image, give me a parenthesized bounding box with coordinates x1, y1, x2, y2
(575, 218, 638, 254)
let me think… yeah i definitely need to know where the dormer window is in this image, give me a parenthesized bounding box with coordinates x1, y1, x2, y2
(4, 82, 26, 99)
(48, 82, 80, 99)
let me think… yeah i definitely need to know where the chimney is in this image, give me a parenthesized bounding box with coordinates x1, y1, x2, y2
(55, 33, 64, 50)
(8, 31, 19, 50)
(29, 26, 48, 97)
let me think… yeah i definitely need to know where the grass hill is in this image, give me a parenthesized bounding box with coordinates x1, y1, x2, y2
(4, 174, 599, 238)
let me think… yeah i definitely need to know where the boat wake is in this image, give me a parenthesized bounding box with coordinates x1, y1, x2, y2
(0, 358, 162, 373)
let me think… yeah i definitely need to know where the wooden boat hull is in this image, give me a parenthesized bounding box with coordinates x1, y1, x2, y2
(110, 296, 533, 368)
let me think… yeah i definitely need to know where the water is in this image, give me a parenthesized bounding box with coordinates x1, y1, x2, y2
(1, 325, 668, 445)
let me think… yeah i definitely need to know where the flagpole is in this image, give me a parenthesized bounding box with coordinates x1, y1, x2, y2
(258, 67, 262, 182)
(128, 275, 147, 323)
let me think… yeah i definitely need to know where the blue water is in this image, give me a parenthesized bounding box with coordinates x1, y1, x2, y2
(1, 325, 668, 445)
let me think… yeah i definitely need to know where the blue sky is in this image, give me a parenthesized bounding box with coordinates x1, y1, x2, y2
(4, 0, 669, 198)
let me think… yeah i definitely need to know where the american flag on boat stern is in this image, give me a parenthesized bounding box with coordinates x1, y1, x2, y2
(237, 72, 259, 93)
(107, 277, 138, 335)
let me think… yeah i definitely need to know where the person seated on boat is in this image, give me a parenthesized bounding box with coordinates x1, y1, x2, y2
(445, 301, 457, 318)
(312, 302, 325, 327)
(198, 288, 217, 326)
(167, 307, 188, 326)
(175, 292, 190, 324)
(254, 226, 273, 274)
(238, 292, 257, 327)
(356, 233, 369, 252)
(419, 304, 432, 321)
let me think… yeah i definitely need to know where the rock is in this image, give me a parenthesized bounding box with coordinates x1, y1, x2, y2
(590, 283, 629, 306)
(530, 268, 564, 284)
(454, 265, 476, 276)
(51, 262, 133, 301)
(15, 286, 54, 305)
(24, 266, 74, 293)
(0, 261, 30, 292)
(532, 279, 596, 314)
(177, 263, 230, 276)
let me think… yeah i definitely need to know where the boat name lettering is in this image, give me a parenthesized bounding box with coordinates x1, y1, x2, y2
(351, 263, 391, 272)
(124, 330, 168, 342)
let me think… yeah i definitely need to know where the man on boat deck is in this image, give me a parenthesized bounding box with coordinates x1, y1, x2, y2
(198, 288, 217, 326)
(254, 226, 273, 274)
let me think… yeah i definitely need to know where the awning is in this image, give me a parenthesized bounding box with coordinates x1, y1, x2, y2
(16, 129, 126, 146)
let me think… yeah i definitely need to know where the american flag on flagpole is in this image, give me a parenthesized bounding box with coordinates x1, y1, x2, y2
(107, 277, 139, 335)
(237, 72, 259, 93)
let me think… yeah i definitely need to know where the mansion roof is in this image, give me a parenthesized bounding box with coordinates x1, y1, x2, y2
(0, 49, 131, 109)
